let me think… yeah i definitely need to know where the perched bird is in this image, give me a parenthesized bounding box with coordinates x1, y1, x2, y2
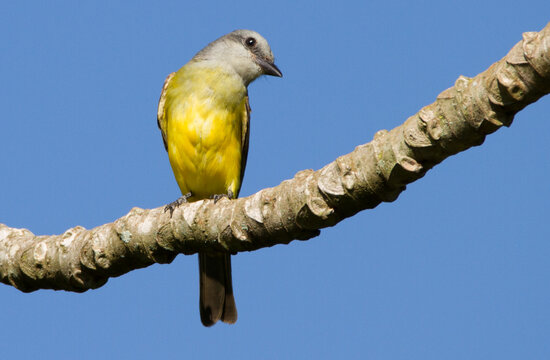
(157, 30, 282, 326)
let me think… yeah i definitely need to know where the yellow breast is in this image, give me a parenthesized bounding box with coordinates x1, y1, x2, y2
(162, 64, 248, 200)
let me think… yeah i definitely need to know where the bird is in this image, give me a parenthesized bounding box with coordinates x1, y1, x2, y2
(157, 30, 282, 326)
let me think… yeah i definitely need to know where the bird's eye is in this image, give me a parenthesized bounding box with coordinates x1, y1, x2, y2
(245, 37, 256, 47)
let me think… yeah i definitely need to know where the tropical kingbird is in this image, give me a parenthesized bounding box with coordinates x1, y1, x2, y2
(157, 30, 282, 326)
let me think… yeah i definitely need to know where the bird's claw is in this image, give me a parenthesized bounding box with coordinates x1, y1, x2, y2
(211, 190, 234, 203)
(211, 194, 228, 203)
(164, 192, 192, 216)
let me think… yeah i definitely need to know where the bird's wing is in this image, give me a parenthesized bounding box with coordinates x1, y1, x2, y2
(157, 72, 176, 151)
(239, 95, 251, 187)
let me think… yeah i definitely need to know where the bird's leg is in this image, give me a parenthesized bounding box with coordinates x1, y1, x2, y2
(211, 190, 235, 203)
(164, 192, 192, 216)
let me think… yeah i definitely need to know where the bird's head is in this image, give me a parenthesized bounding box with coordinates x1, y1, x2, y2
(193, 29, 282, 85)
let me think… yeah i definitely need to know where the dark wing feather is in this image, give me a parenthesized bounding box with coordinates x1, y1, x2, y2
(238, 95, 251, 196)
(157, 72, 176, 151)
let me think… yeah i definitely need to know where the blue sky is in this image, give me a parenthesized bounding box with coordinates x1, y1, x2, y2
(1, 1, 550, 359)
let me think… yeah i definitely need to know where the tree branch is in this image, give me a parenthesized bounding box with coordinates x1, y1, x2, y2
(2, 23, 550, 293)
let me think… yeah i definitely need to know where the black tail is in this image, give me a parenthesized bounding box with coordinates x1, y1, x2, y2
(199, 252, 237, 326)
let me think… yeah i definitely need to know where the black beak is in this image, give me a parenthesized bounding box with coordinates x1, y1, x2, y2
(258, 58, 283, 77)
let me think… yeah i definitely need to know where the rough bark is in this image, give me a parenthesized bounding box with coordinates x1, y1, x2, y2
(1, 24, 550, 293)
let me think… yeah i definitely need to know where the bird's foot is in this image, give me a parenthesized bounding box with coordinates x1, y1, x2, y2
(164, 192, 192, 216)
(211, 190, 234, 203)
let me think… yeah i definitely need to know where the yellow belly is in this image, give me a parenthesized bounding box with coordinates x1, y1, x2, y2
(163, 66, 247, 201)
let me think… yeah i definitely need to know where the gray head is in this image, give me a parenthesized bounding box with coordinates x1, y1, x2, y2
(193, 29, 282, 85)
